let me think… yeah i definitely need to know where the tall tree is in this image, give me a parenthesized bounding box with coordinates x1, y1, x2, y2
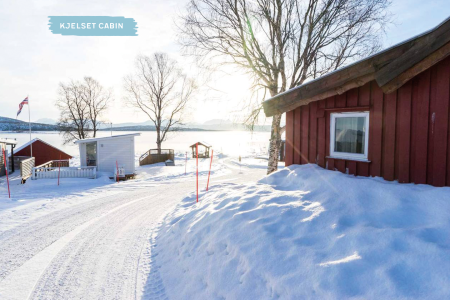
(57, 77, 112, 144)
(124, 53, 196, 153)
(179, 0, 390, 174)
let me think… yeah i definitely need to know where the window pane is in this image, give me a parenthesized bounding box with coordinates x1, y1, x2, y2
(86, 142, 97, 166)
(335, 117, 366, 154)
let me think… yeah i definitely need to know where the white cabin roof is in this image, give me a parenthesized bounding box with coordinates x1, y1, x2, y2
(74, 133, 141, 144)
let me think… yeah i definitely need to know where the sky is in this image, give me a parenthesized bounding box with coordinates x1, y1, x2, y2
(0, 0, 449, 125)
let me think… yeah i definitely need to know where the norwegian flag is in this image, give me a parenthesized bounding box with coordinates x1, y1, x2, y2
(17, 97, 29, 117)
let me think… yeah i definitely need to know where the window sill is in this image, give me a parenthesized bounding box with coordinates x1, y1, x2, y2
(326, 156, 371, 163)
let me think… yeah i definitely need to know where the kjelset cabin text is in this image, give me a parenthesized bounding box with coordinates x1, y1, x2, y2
(263, 17, 450, 187)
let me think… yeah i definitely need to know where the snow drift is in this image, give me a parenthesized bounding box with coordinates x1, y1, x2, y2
(153, 164, 450, 299)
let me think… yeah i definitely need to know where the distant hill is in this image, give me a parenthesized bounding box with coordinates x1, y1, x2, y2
(0, 116, 59, 131)
(35, 118, 57, 125)
(0, 116, 271, 132)
(98, 125, 209, 132)
(202, 119, 233, 125)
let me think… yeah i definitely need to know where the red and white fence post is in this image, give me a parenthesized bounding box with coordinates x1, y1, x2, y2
(206, 149, 213, 191)
(2, 148, 10, 198)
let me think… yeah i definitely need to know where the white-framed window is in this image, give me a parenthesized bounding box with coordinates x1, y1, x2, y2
(330, 111, 369, 161)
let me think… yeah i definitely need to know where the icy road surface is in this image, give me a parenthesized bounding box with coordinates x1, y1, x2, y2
(0, 157, 268, 300)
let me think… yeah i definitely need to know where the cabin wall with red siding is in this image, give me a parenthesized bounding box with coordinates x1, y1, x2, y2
(15, 140, 72, 166)
(284, 56, 450, 187)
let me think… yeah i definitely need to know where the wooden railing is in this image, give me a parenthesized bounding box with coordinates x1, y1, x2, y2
(34, 160, 70, 169)
(139, 149, 175, 166)
(32, 166, 96, 180)
(20, 157, 35, 180)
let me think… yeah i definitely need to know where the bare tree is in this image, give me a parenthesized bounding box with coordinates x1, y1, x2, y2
(82, 77, 111, 135)
(124, 53, 196, 153)
(179, 0, 391, 174)
(57, 77, 112, 144)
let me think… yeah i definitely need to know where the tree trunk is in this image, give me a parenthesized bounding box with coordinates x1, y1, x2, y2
(156, 130, 162, 154)
(267, 113, 282, 174)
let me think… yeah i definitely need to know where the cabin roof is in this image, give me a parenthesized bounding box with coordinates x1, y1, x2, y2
(13, 138, 72, 157)
(190, 141, 212, 148)
(0, 138, 18, 145)
(74, 133, 141, 144)
(263, 16, 450, 117)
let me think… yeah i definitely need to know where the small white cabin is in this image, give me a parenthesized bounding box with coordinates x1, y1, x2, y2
(74, 133, 140, 176)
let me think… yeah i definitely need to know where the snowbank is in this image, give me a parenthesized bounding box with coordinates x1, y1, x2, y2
(153, 164, 450, 299)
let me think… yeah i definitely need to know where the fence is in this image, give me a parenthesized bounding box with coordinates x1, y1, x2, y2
(20, 157, 35, 180)
(139, 149, 175, 166)
(32, 166, 96, 180)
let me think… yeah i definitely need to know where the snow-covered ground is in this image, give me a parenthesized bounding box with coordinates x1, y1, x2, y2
(153, 164, 450, 299)
(0, 153, 271, 299)
(0, 153, 231, 231)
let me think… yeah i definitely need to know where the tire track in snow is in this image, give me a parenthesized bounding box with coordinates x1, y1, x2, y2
(0, 190, 151, 281)
(0, 194, 155, 300)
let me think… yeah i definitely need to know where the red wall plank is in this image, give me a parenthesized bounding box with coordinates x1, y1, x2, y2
(317, 101, 326, 168)
(285, 110, 294, 166)
(427, 66, 438, 185)
(411, 70, 431, 184)
(347, 88, 358, 107)
(327, 158, 335, 171)
(370, 83, 384, 177)
(326, 96, 335, 108)
(301, 106, 310, 164)
(346, 161, 357, 175)
(293, 107, 301, 164)
(336, 93, 346, 108)
(336, 159, 345, 173)
(382, 91, 397, 181)
(309, 102, 318, 163)
(357, 162, 370, 177)
(359, 82, 371, 106)
(431, 58, 450, 186)
(396, 81, 412, 183)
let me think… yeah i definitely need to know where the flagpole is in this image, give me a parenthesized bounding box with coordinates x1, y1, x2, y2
(28, 95, 32, 158)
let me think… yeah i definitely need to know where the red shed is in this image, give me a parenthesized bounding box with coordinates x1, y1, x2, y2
(263, 18, 450, 187)
(14, 138, 72, 166)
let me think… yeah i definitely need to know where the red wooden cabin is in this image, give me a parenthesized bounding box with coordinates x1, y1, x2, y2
(263, 18, 450, 187)
(14, 138, 72, 166)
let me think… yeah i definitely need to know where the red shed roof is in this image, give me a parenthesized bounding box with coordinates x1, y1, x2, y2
(13, 138, 72, 158)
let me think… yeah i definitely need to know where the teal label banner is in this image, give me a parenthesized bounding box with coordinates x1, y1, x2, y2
(48, 16, 138, 36)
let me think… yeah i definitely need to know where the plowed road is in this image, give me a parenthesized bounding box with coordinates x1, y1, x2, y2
(0, 160, 266, 299)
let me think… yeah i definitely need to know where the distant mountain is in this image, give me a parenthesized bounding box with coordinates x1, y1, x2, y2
(100, 119, 271, 132)
(0, 115, 271, 132)
(0, 116, 59, 131)
(35, 118, 57, 125)
(99, 125, 209, 132)
(97, 120, 154, 129)
(202, 119, 233, 125)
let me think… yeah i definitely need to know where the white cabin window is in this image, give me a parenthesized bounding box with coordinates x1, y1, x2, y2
(330, 112, 369, 161)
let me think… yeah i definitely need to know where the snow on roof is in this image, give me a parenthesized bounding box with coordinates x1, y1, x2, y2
(0, 138, 18, 145)
(12, 138, 72, 157)
(74, 133, 141, 144)
(265, 16, 450, 102)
